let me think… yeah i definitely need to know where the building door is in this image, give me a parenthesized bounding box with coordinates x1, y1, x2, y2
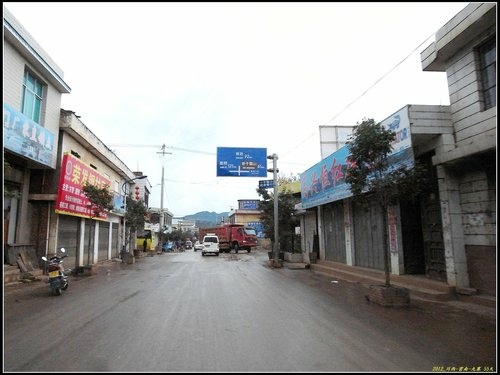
(353, 199, 384, 270)
(83, 220, 95, 265)
(3, 185, 20, 247)
(400, 200, 426, 274)
(57, 215, 80, 269)
(4, 198, 13, 252)
(98, 221, 110, 261)
(323, 202, 346, 262)
(421, 195, 447, 281)
(111, 223, 120, 258)
(420, 154, 446, 281)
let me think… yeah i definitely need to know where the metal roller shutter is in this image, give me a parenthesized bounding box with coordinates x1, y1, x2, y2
(323, 202, 346, 262)
(111, 223, 120, 259)
(98, 222, 110, 261)
(57, 215, 80, 269)
(353, 199, 384, 270)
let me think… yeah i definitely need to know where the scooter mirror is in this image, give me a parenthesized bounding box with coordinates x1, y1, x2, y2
(60, 247, 66, 253)
(42, 256, 48, 261)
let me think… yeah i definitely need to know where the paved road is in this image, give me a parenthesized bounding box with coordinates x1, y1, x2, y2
(4, 249, 497, 372)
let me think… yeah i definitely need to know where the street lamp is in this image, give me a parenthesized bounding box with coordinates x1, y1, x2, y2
(122, 175, 148, 254)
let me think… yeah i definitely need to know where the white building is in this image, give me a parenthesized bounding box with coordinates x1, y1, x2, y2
(420, 2, 496, 295)
(4, 5, 71, 264)
(4, 6, 151, 270)
(299, 3, 496, 297)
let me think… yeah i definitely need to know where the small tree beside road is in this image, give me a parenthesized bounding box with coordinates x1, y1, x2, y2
(82, 183, 114, 265)
(124, 196, 149, 250)
(257, 175, 301, 253)
(345, 118, 427, 287)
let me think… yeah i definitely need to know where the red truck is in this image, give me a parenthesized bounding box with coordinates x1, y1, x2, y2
(198, 224, 257, 253)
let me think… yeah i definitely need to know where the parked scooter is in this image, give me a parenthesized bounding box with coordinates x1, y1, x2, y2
(42, 248, 70, 296)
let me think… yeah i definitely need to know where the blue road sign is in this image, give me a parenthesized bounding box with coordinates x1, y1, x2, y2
(217, 147, 267, 177)
(259, 179, 274, 189)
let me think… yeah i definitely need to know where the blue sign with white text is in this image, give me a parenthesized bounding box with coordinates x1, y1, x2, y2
(300, 106, 416, 209)
(259, 180, 274, 189)
(239, 200, 259, 210)
(3, 102, 55, 167)
(217, 147, 267, 177)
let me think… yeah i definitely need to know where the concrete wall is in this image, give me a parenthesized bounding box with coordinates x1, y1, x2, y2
(446, 46, 496, 153)
(3, 7, 69, 250)
(421, 3, 496, 295)
(301, 209, 317, 263)
(422, 3, 496, 166)
(3, 39, 64, 169)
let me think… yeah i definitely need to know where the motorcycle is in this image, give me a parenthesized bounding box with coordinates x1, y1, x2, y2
(42, 247, 70, 296)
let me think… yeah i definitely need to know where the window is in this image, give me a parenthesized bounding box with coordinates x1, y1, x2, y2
(22, 70, 44, 123)
(478, 38, 496, 110)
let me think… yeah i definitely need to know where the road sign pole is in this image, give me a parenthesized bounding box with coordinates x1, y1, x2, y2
(267, 153, 280, 267)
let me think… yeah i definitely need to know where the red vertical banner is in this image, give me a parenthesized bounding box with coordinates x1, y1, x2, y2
(55, 153, 111, 219)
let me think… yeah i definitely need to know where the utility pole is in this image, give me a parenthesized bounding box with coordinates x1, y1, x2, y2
(267, 153, 280, 268)
(157, 144, 172, 248)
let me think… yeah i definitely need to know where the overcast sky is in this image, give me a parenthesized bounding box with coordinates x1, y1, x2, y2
(4, 2, 469, 217)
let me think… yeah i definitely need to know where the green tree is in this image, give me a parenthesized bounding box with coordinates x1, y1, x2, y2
(257, 175, 301, 253)
(124, 196, 149, 249)
(82, 183, 114, 265)
(345, 118, 427, 286)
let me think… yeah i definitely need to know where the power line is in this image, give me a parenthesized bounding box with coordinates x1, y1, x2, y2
(173, 146, 215, 156)
(281, 31, 438, 159)
(108, 144, 215, 155)
(324, 32, 436, 125)
(281, 130, 318, 158)
(112, 24, 432, 171)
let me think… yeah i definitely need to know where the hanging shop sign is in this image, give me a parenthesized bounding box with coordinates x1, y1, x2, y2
(55, 153, 111, 219)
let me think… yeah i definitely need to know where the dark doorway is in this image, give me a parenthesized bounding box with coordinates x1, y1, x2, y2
(401, 200, 425, 274)
(414, 153, 446, 281)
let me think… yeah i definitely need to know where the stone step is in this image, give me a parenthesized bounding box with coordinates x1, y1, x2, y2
(311, 260, 455, 302)
(314, 260, 454, 291)
(4, 268, 21, 284)
(4, 267, 44, 284)
(457, 293, 496, 308)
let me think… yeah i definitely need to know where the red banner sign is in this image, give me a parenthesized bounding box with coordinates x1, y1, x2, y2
(55, 153, 111, 219)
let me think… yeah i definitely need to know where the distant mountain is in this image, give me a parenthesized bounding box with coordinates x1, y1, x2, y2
(182, 211, 230, 228)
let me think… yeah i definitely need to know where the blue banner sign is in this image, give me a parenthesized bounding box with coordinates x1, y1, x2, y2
(3, 102, 56, 167)
(247, 221, 265, 238)
(239, 200, 259, 210)
(300, 145, 354, 209)
(259, 179, 274, 189)
(301, 107, 415, 209)
(217, 147, 267, 177)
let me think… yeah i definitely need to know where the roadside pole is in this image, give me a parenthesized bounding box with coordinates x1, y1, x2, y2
(267, 153, 280, 267)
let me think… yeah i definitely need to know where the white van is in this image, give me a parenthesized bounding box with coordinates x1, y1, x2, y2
(202, 234, 219, 256)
